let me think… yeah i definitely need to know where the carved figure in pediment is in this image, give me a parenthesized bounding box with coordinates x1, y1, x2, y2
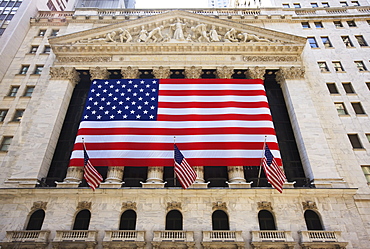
(186, 34, 193, 42)
(137, 26, 148, 42)
(118, 28, 132, 43)
(191, 23, 210, 42)
(209, 25, 221, 42)
(171, 18, 186, 41)
(146, 25, 164, 43)
(224, 28, 238, 42)
(106, 30, 117, 42)
(237, 32, 270, 42)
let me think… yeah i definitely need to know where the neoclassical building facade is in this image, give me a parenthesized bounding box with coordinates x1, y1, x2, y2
(0, 4, 369, 249)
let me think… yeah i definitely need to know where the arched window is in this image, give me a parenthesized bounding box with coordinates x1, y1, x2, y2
(304, 210, 324, 230)
(165, 210, 183, 230)
(119, 210, 137, 230)
(73, 209, 91, 230)
(26, 209, 45, 230)
(258, 210, 276, 230)
(212, 210, 229, 230)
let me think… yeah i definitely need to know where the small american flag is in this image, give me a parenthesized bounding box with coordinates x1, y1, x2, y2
(174, 144, 197, 189)
(83, 145, 103, 190)
(261, 144, 286, 193)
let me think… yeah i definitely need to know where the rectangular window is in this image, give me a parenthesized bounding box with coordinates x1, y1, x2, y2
(12, 109, 24, 122)
(327, 83, 339, 93)
(361, 166, 370, 183)
(38, 29, 46, 36)
(43, 46, 51, 53)
(322, 2, 330, 7)
(347, 20, 357, 27)
(366, 134, 370, 143)
(352, 1, 360, 6)
(24, 86, 35, 97)
(334, 21, 343, 28)
(355, 35, 368, 46)
(366, 82, 370, 90)
(335, 102, 348, 115)
(0, 137, 13, 151)
(348, 134, 363, 149)
(351, 102, 366, 114)
(34, 65, 44, 75)
(367, 20, 370, 25)
(29, 45, 38, 54)
(341, 36, 354, 47)
(315, 22, 323, 28)
(355, 61, 368, 71)
(321, 36, 332, 47)
(311, 2, 318, 7)
(333, 61, 345, 72)
(308, 37, 319, 48)
(340, 1, 348, 6)
(8, 86, 19, 97)
(318, 62, 329, 72)
(19, 65, 29, 75)
(50, 29, 59, 36)
(293, 3, 301, 8)
(282, 3, 290, 8)
(0, 110, 8, 122)
(342, 82, 355, 93)
(302, 22, 310, 28)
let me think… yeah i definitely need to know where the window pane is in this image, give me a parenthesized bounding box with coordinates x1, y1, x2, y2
(8, 86, 19, 96)
(30, 46, 38, 54)
(348, 134, 363, 148)
(308, 37, 318, 48)
(335, 103, 348, 115)
(0, 137, 13, 151)
(321, 37, 332, 47)
(282, 4, 290, 8)
(38, 29, 46, 36)
(361, 166, 370, 183)
(342, 83, 355, 93)
(26, 210, 45, 230)
(302, 22, 310, 28)
(340, 1, 348, 6)
(304, 210, 323, 230)
(293, 3, 301, 8)
(326, 83, 338, 93)
(311, 3, 318, 7)
(166, 210, 183, 230)
(24, 86, 35, 97)
(355, 35, 368, 46)
(0, 110, 8, 122)
(351, 102, 365, 114)
(322, 2, 329, 7)
(341, 36, 354, 47)
(20, 65, 29, 74)
(119, 210, 137, 230)
(34, 65, 43, 74)
(73, 209, 91, 230)
(258, 210, 276, 230)
(333, 61, 344, 72)
(334, 21, 343, 28)
(315, 22, 323, 28)
(318, 62, 329, 72)
(212, 210, 229, 230)
(347, 20, 356, 27)
(366, 82, 370, 90)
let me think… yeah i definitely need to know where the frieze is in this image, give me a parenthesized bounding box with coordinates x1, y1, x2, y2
(57, 56, 112, 63)
(243, 55, 298, 62)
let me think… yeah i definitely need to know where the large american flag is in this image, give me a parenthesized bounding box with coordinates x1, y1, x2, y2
(69, 79, 281, 167)
(261, 144, 286, 193)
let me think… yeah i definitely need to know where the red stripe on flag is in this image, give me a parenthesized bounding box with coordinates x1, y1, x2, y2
(159, 89, 266, 96)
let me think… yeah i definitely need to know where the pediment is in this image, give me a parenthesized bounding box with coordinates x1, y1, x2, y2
(49, 10, 306, 57)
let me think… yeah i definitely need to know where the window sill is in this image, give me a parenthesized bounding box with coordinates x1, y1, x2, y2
(20, 96, 32, 99)
(26, 53, 36, 55)
(330, 93, 340, 95)
(39, 53, 50, 55)
(324, 47, 334, 49)
(338, 114, 350, 117)
(359, 71, 369, 73)
(353, 148, 366, 151)
(355, 114, 368, 117)
(14, 74, 27, 76)
(320, 71, 331, 73)
(335, 71, 346, 73)
(3, 96, 15, 99)
(30, 74, 41, 77)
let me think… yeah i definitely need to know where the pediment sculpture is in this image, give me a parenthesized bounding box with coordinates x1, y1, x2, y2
(74, 18, 274, 44)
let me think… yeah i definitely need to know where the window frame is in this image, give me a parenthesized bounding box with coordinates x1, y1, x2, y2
(0, 136, 13, 151)
(33, 65, 44, 75)
(12, 109, 24, 122)
(165, 210, 183, 230)
(355, 61, 368, 72)
(341, 36, 354, 47)
(0, 110, 8, 122)
(8, 86, 19, 97)
(43, 46, 51, 54)
(24, 86, 35, 97)
(332, 61, 345, 72)
(308, 37, 319, 48)
(311, 2, 318, 7)
(26, 209, 45, 230)
(50, 29, 59, 37)
(321, 36, 332, 47)
(304, 210, 324, 230)
(293, 3, 301, 8)
(340, 1, 348, 6)
(29, 45, 38, 54)
(334, 21, 343, 28)
(318, 62, 330, 72)
(322, 2, 330, 7)
(301, 22, 311, 28)
(258, 210, 276, 230)
(73, 209, 91, 230)
(342, 82, 355, 93)
(351, 0, 360, 5)
(348, 134, 363, 149)
(119, 209, 137, 230)
(351, 102, 366, 114)
(314, 22, 323, 28)
(347, 20, 357, 27)
(212, 210, 230, 230)
(326, 83, 339, 93)
(355, 35, 368, 47)
(361, 166, 370, 183)
(38, 29, 46, 36)
(282, 3, 290, 8)
(335, 102, 348, 115)
(19, 65, 29, 75)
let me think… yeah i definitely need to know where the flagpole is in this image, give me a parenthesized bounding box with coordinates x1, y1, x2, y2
(173, 136, 177, 186)
(257, 136, 267, 187)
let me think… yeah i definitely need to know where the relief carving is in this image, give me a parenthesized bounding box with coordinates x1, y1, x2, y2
(57, 56, 112, 63)
(276, 66, 305, 84)
(216, 66, 234, 79)
(121, 66, 140, 79)
(31, 201, 47, 211)
(185, 66, 202, 79)
(243, 56, 298, 62)
(167, 201, 182, 211)
(257, 201, 273, 211)
(302, 201, 317, 210)
(122, 201, 137, 211)
(212, 201, 227, 211)
(153, 66, 171, 79)
(77, 201, 92, 210)
(90, 66, 110, 80)
(50, 67, 79, 84)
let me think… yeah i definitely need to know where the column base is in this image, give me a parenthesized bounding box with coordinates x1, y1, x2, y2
(100, 182, 124, 188)
(56, 181, 81, 188)
(141, 181, 166, 188)
(283, 181, 296, 188)
(188, 182, 210, 188)
(227, 181, 253, 188)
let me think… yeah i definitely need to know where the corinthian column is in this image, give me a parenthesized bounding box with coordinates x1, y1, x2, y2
(100, 166, 124, 188)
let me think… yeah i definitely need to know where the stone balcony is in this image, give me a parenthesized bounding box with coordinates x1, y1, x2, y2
(299, 231, 348, 249)
(0, 230, 50, 249)
(52, 230, 98, 249)
(202, 231, 244, 249)
(251, 230, 296, 249)
(152, 230, 195, 249)
(102, 230, 146, 249)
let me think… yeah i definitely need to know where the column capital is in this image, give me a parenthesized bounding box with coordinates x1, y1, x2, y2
(121, 66, 140, 79)
(245, 66, 266, 80)
(50, 67, 79, 84)
(185, 66, 202, 79)
(89, 66, 110, 80)
(216, 66, 234, 79)
(153, 66, 171, 79)
(276, 66, 305, 84)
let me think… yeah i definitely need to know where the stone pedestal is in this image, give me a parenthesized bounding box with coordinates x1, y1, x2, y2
(56, 166, 83, 188)
(189, 166, 209, 188)
(141, 167, 165, 188)
(226, 166, 251, 188)
(100, 166, 124, 188)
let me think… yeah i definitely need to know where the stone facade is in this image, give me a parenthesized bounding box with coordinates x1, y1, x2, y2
(0, 3, 370, 249)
